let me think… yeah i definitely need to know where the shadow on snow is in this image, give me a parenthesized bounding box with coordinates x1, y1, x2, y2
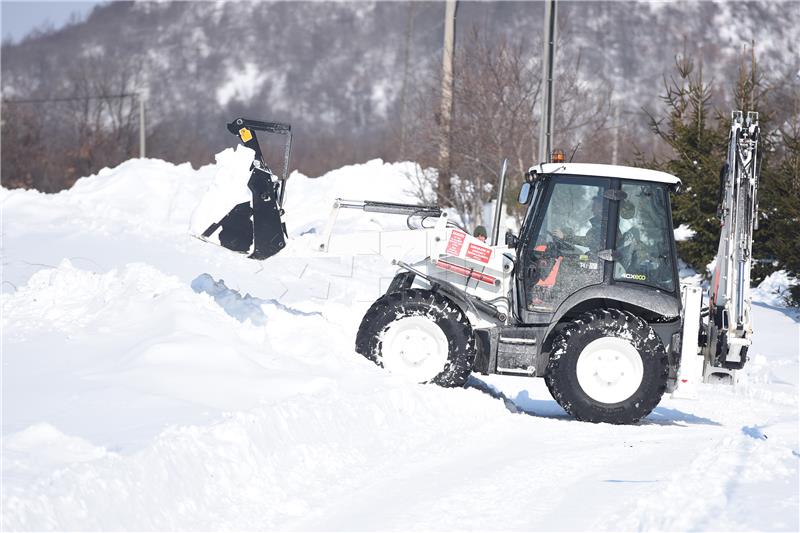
(467, 375, 721, 426)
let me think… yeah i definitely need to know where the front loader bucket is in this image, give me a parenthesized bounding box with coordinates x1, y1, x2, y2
(194, 118, 292, 261)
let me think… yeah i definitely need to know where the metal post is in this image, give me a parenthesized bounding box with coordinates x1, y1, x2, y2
(138, 91, 146, 158)
(538, 0, 557, 164)
(491, 159, 508, 246)
(438, 0, 457, 205)
(399, 2, 415, 157)
(611, 103, 620, 165)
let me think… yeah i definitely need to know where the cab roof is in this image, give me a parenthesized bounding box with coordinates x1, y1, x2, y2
(531, 163, 682, 186)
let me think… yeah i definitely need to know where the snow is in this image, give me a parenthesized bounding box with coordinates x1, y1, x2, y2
(674, 222, 696, 241)
(216, 62, 267, 107)
(2, 154, 798, 531)
(752, 270, 799, 307)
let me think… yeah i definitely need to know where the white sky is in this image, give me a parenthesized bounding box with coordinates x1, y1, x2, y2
(1, 1, 103, 44)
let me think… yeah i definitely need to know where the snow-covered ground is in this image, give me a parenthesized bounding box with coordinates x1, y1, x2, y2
(2, 151, 798, 531)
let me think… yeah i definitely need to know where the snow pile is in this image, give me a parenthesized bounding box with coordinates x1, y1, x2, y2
(1, 260, 308, 429)
(188, 146, 254, 236)
(189, 145, 432, 248)
(1, 159, 212, 239)
(2, 153, 798, 531)
(752, 270, 799, 307)
(3, 423, 107, 480)
(283, 159, 431, 237)
(673, 223, 696, 241)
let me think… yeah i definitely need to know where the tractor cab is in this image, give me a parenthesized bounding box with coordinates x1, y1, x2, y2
(513, 163, 682, 326)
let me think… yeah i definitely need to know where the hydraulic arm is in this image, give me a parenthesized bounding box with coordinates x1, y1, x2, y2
(200, 118, 292, 260)
(706, 110, 760, 372)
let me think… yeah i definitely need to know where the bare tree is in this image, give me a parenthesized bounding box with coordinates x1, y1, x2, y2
(1, 49, 144, 191)
(404, 26, 610, 229)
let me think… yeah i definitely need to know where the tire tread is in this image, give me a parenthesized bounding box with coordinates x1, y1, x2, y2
(355, 289, 475, 387)
(545, 309, 668, 424)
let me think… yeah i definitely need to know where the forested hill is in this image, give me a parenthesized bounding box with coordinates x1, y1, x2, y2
(2, 1, 798, 191)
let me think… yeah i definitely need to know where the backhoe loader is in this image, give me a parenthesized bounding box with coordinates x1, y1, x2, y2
(195, 110, 760, 424)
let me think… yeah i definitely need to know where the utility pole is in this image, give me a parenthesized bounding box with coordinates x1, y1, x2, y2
(138, 89, 147, 158)
(399, 2, 415, 157)
(611, 102, 620, 165)
(438, 0, 457, 206)
(537, 0, 557, 164)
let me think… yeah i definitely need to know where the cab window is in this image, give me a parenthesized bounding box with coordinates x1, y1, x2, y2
(614, 182, 675, 291)
(524, 178, 609, 312)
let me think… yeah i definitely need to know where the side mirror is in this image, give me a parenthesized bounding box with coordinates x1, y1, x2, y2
(518, 182, 533, 204)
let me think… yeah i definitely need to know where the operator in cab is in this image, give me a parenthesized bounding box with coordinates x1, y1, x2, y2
(474, 225, 488, 242)
(552, 195, 605, 252)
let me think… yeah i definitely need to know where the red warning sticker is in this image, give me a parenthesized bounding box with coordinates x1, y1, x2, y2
(446, 230, 466, 255)
(466, 243, 492, 263)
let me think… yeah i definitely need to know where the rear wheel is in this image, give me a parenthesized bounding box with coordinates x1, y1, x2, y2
(545, 309, 668, 424)
(355, 289, 475, 387)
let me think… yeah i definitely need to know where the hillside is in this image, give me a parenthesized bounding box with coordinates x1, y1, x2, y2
(2, 1, 798, 189)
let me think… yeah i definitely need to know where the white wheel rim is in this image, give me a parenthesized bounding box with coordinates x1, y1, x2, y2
(575, 337, 644, 404)
(379, 316, 450, 383)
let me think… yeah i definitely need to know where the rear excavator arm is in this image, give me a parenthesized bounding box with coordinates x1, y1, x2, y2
(707, 110, 760, 373)
(675, 111, 761, 392)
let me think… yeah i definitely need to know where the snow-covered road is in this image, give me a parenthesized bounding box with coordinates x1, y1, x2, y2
(2, 153, 798, 530)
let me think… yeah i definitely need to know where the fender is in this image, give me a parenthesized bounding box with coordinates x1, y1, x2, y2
(387, 264, 507, 323)
(536, 283, 682, 370)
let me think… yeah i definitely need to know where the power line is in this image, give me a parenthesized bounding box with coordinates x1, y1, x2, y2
(2, 93, 137, 104)
(2, 92, 147, 158)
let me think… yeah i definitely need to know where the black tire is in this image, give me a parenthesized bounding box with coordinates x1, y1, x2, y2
(544, 309, 668, 424)
(355, 288, 475, 387)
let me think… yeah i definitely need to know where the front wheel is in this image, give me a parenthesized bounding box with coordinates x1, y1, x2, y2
(545, 309, 668, 424)
(355, 289, 475, 387)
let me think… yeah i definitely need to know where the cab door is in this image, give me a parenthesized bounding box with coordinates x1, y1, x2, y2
(519, 177, 611, 315)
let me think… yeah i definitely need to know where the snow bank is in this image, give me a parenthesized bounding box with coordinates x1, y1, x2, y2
(2, 261, 303, 419)
(3, 261, 519, 530)
(2, 159, 214, 239)
(2, 153, 798, 531)
(283, 159, 432, 237)
(752, 270, 799, 306)
(188, 146, 433, 250)
(3, 423, 107, 479)
(3, 385, 510, 530)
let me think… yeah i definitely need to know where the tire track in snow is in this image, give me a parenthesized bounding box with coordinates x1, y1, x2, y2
(595, 410, 797, 531)
(285, 407, 721, 531)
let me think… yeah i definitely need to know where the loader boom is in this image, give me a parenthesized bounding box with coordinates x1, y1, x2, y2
(318, 199, 443, 253)
(199, 118, 292, 260)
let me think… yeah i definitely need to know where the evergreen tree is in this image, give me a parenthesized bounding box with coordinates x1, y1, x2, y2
(729, 50, 800, 301)
(642, 48, 799, 306)
(640, 54, 726, 273)
(755, 97, 800, 301)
